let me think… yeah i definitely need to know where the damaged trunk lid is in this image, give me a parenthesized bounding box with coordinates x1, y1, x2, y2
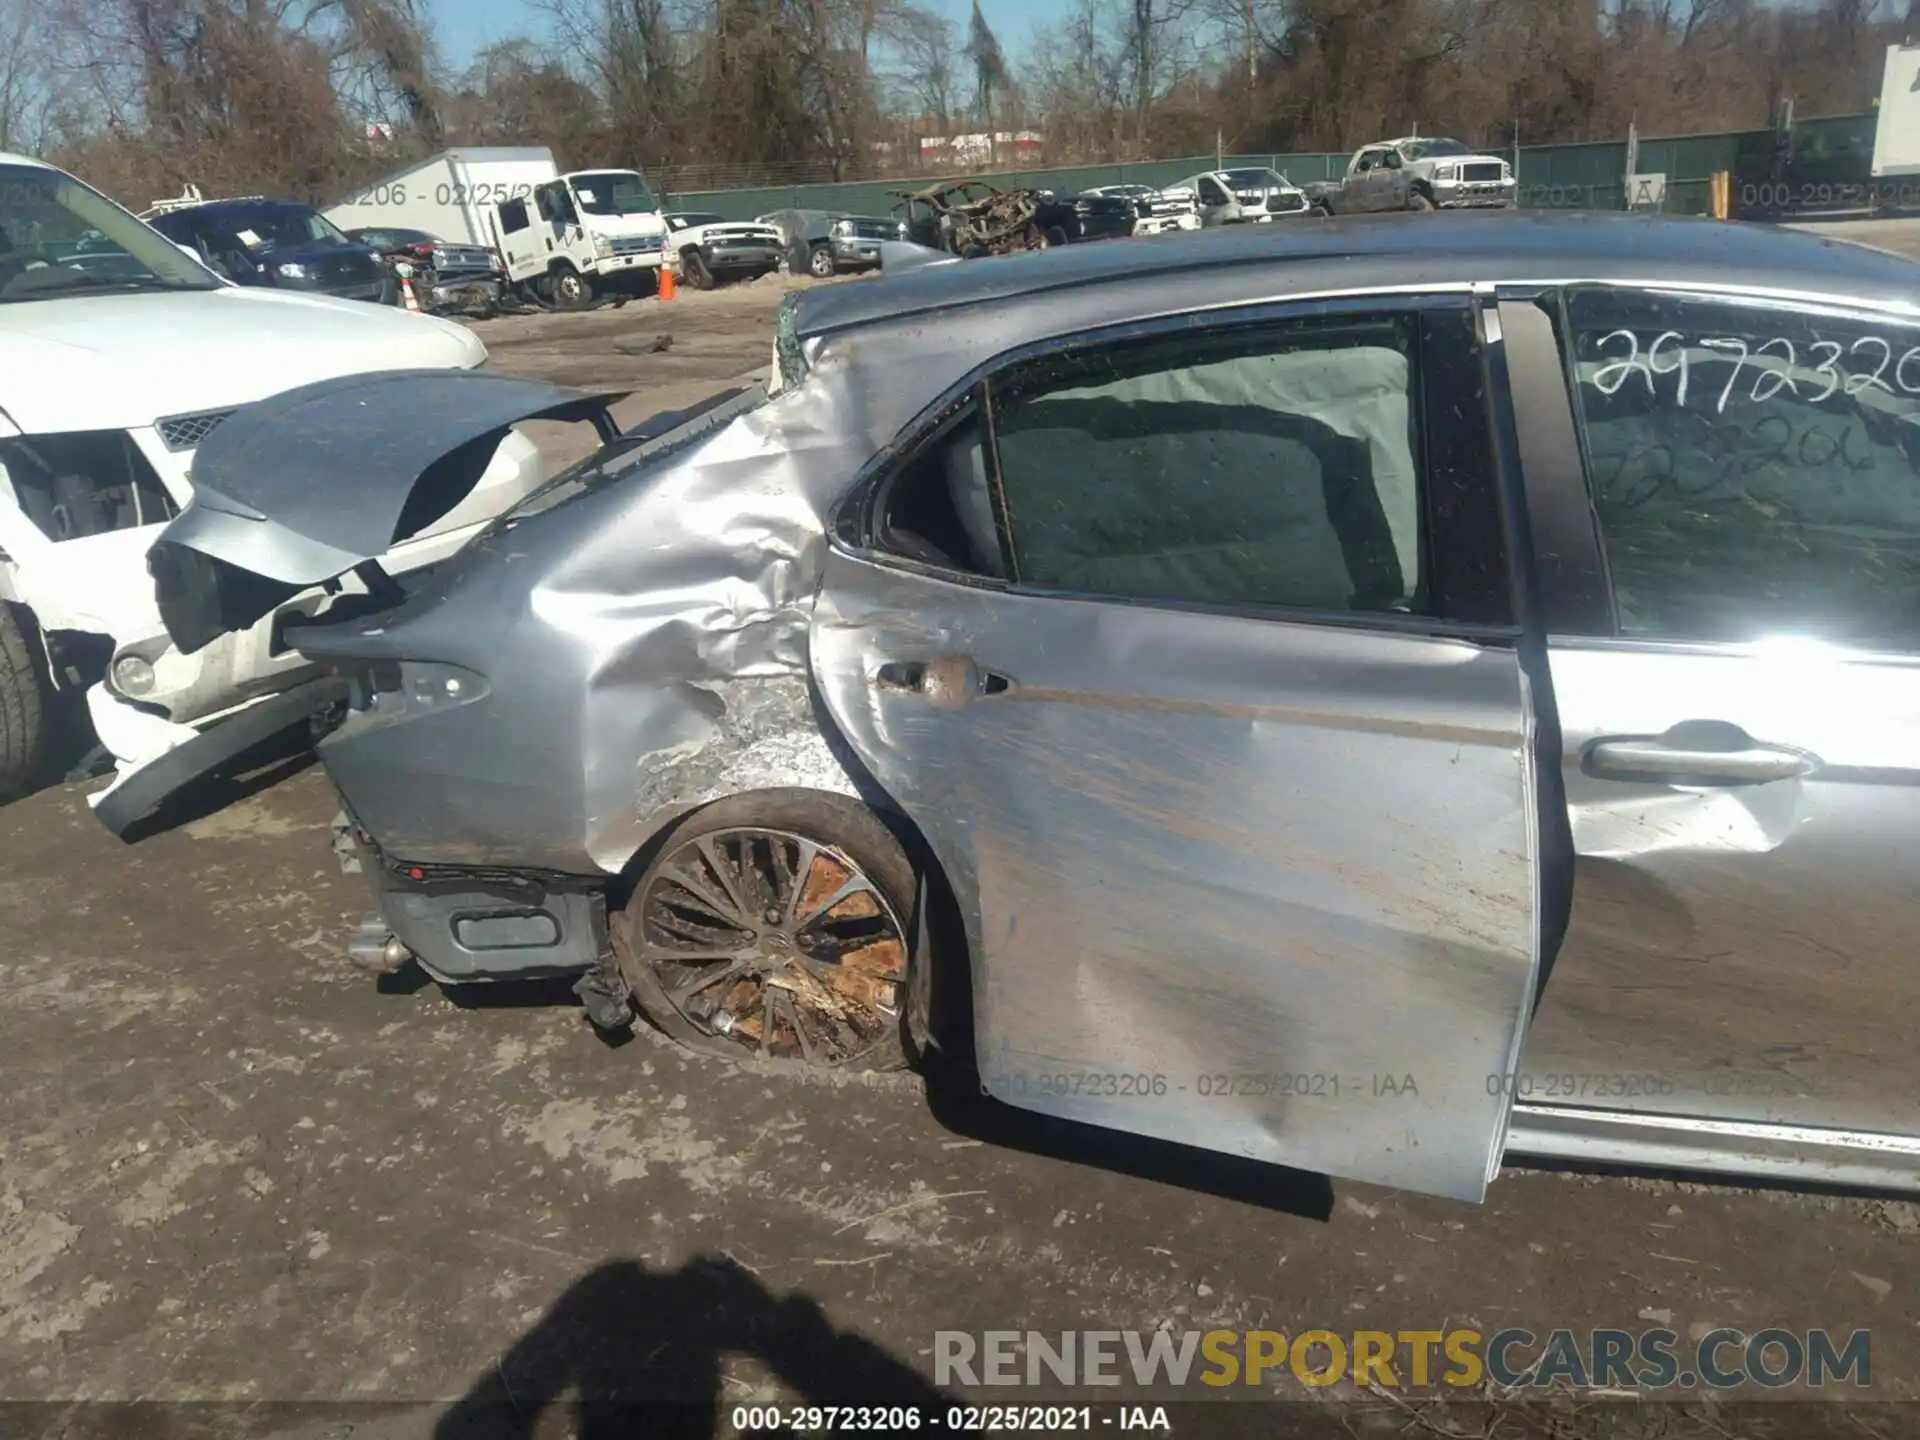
(146, 369, 622, 655)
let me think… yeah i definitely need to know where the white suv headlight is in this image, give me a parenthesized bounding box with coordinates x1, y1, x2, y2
(1434, 165, 1458, 181)
(831, 218, 855, 238)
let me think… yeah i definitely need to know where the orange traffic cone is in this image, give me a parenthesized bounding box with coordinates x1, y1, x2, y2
(658, 264, 676, 301)
(399, 273, 421, 312)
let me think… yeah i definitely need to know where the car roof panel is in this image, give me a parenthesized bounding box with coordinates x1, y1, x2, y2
(789, 211, 1920, 340)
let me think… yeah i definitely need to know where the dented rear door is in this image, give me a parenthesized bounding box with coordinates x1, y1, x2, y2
(810, 293, 1571, 1203)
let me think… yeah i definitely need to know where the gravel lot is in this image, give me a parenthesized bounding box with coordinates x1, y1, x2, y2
(1, 253, 1916, 1440)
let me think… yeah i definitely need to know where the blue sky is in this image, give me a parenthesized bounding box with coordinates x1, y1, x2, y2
(424, 0, 1064, 73)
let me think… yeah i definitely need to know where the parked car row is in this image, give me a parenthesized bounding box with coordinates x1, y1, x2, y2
(884, 136, 1516, 265)
(139, 187, 511, 315)
(887, 179, 1140, 257)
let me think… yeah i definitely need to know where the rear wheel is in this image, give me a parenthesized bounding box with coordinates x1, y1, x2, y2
(613, 791, 916, 1071)
(0, 603, 51, 801)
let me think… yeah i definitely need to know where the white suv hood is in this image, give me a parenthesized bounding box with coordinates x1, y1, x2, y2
(0, 286, 485, 435)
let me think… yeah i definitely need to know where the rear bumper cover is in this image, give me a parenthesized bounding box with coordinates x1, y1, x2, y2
(338, 815, 607, 983)
(90, 676, 350, 839)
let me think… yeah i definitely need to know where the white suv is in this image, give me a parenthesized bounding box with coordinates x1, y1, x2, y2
(0, 154, 543, 807)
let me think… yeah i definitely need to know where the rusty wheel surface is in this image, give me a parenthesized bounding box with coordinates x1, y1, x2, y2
(615, 793, 914, 1070)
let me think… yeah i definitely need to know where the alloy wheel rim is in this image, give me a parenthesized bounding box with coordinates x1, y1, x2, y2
(638, 827, 907, 1064)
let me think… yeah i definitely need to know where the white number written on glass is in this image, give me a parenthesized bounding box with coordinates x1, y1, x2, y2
(1586, 328, 1920, 409)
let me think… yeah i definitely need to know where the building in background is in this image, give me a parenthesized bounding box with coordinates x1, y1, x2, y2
(918, 131, 1045, 168)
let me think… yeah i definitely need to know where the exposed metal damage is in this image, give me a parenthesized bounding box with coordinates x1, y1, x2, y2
(629, 675, 866, 851)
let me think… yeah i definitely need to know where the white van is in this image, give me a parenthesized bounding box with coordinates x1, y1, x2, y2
(0, 153, 544, 804)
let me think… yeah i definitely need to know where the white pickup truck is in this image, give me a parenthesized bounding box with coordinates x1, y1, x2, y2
(1303, 137, 1517, 213)
(662, 211, 786, 288)
(0, 152, 543, 805)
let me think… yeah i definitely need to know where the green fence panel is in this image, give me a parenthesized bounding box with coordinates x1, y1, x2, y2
(1514, 141, 1624, 211)
(674, 117, 1875, 220)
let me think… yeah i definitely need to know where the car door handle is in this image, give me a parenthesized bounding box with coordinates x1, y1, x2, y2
(1584, 722, 1817, 786)
(875, 655, 1013, 708)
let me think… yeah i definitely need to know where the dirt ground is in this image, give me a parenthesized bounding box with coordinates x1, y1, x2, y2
(2, 254, 1919, 1440)
(467, 270, 822, 474)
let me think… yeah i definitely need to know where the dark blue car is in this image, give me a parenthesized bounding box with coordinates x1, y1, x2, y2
(148, 199, 396, 305)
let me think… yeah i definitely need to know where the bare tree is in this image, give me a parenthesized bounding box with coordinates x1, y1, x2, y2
(0, 0, 49, 152)
(333, 0, 445, 148)
(883, 4, 957, 135)
(443, 38, 602, 161)
(539, 0, 684, 165)
(962, 0, 1007, 133)
(1021, 0, 1126, 160)
(1121, 0, 1198, 149)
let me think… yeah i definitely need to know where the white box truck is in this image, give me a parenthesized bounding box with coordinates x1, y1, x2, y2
(324, 150, 672, 308)
(324, 147, 563, 247)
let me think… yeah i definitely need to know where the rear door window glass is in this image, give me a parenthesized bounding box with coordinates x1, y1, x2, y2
(1562, 287, 1920, 647)
(985, 317, 1424, 614)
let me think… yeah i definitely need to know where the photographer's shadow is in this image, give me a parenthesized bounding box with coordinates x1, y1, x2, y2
(434, 1254, 953, 1440)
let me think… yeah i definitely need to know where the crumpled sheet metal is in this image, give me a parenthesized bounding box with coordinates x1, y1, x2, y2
(167, 370, 617, 588)
(315, 340, 930, 875)
(329, 258, 1481, 875)
(561, 360, 893, 871)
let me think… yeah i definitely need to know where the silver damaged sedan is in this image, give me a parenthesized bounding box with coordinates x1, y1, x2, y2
(130, 212, 1920, 1205)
